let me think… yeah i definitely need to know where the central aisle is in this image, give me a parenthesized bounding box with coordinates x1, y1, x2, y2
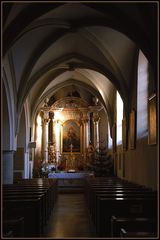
(43, 193, 94, 238)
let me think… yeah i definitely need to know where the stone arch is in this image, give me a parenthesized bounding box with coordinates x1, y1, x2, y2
(3, 83, 10, 151)
(2, 79, 14, 183)
(19, 54, 128, 131)
(3, 70, 15, 150)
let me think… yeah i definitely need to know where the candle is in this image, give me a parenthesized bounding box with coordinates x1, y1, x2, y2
(70, 143, 73, 152)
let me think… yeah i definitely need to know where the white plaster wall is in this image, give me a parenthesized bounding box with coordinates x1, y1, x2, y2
(117, 137, 157, 190)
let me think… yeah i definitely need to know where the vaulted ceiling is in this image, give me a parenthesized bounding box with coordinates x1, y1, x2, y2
(3, 2, 157, 126)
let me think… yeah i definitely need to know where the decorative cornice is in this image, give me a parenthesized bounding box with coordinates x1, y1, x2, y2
(89, 105, 103, 112)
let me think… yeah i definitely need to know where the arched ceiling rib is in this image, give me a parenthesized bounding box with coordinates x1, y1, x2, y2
(18, 53, 128, 122)
(11, 24, 135, 116)
(29, 68, 115, 112)
(28, 67, 116, 131)
(3, 2, 157, 68)
(28, 27, 136, 84)
(2, 2, 157, 132)
(31, 79, 114, 129)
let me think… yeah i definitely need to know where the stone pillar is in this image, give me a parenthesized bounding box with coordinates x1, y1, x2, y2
(84, 119, 89, 148)
(54, 120, 61, 163)
(3, 150, 14, 184)
(49, 112, 54, 144)
(82, 120, 86, 157)
(82, 117, 89, 162)
(51, 115, 56, 147)
(29, 161, 33, 179)
(88, 115, 91, 144)
(93, 112, 100, 151)
(41, 111, 50, 164)
(24, 151, 29, 178)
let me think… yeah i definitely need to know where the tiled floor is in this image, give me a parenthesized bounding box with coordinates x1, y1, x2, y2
(43, 193, 94, 238)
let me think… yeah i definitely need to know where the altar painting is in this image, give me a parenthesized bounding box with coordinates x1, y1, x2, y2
(62, 121, 80, 153)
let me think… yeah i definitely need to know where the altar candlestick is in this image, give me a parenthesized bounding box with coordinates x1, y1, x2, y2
(70, 143, 73, 153)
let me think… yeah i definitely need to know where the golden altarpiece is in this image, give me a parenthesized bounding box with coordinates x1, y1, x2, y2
(34, 97, 102, 172)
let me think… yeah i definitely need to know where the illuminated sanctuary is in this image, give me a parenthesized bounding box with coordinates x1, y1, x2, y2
(2, 3, 157, 186)
(35, 93, 103, 175)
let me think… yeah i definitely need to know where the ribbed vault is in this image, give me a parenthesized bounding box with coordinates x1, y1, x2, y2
(2, 2, 157, 134)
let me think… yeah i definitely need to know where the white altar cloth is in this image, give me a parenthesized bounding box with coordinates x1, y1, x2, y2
(48, 172, 90, 179)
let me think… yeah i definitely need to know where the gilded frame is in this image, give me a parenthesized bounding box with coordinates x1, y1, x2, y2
(148, 93, 157, 145)
(122, 117, 127, 150)
(129, 109, 136, 150)
(61, 120, 81, 153)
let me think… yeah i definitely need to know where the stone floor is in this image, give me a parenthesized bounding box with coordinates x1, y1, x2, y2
(43, 193, 95, 238)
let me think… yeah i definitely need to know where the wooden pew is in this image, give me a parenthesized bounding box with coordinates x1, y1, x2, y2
(96, 196, 157, 237)
(3, 178, 58, 237)
(120, 228, 157, 238)
(87, 188, 156, 215)
(3, 188, 49, 224)
(91, 191, 157, 227)
(3, 192, 46, 228)
(3, 184, 55, 219)
(111, 216, 157, 237)
(3, 230, 13, 237)
(10, 178, 58, 208)
(3, 216, 24, 237)
(84, 177, 157, 237)
(3, 187, 49, 217)
(84, 177, 150, 208)
(85, 183, 156, 223)
(3, 198, 42, 237)
(14, 178, 58, 205)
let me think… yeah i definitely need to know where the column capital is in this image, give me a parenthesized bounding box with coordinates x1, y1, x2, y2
(82, 118, 89, 124)
(93, 116, 100, 123)
(40, 109, 50, 119)
(49, 111, 54, 119)
(42, 118, 50, 125)
(40, 110, 50, 126)
(88, 105, 103, 113)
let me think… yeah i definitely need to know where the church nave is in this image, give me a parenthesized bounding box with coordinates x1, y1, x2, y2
(2, 2, 158, 239)
(43, 193, 94, 238)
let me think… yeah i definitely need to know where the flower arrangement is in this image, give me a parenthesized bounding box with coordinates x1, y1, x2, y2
(77, 164, 84, 171)
(57, 162, 65, 171)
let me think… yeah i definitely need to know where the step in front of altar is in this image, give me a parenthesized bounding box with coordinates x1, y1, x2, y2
(55, 178, 84, 193)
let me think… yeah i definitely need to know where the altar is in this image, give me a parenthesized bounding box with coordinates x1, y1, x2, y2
(48, 171, 93, 192)
(48, 172, 90, 179)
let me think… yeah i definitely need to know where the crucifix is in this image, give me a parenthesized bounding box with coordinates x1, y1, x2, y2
(70, 143, 73, 153)
(69, 143, 75, 169)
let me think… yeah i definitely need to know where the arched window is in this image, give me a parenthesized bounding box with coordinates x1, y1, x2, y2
(116, 91, 123, 145)
(108, 122, 112, 149)
(137, 50, 148, 138)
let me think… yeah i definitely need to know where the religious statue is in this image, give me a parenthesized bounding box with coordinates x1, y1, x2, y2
(48, 144, 56, 164)
(67, 143, 76, 170)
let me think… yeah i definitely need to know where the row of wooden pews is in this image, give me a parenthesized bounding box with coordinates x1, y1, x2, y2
(84, 176, 157, 237)
(3, 178, 58, 237)
(120, 227, 157, 238)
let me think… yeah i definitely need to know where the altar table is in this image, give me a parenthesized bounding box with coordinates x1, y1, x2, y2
(48, 172, 93, 191)
(48, 172, 90, 179)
